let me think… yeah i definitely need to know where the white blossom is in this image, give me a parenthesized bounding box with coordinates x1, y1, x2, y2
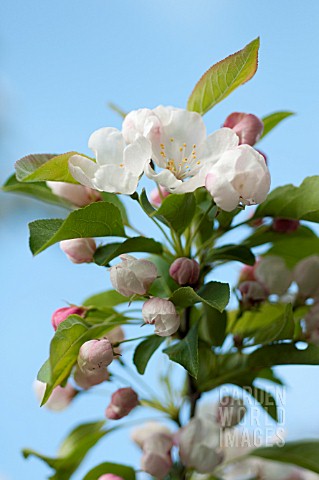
(110, 254, 157, 297)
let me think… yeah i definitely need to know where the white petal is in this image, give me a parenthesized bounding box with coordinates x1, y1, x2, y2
(144, 163, 182, 191)
(88, 127, 125, 166)
(205, 171, 240, 211)
(122, 108, 157, 143)
(68, 155, 100, 190)
(200, 128, 239, 163)
(173, 173, 205, 193)
(94, 164, 139, 195)
(123, 136, 152, 175)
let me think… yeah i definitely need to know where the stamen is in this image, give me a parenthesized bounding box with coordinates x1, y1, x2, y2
(170, 138, 174, 142)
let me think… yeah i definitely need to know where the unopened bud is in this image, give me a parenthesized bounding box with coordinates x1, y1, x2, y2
(141, 444, 173, 479)
(105, 387, 139, 420)
(238, 281, 268, 308)
(110, 254, 157, 297)
(223, 112, 264, 146)
(169, 257, 200, 286)
(51, 306, 86, 331)
(47, 181, 102, 206)
(131, 422, 172, 449)
(216, 396, 247, 427)
(239, 264, 257, 283)
(142, 298, 180, 336)
(73, 364, 109, 390)
(33, 380, 77, 411)
(255, 256, 292, 296)
(294, 255, 319, 300)
(150, 186, 170, 206)
(272, 218, 300, 234)
(78, 337, 114, 373)
(98, 475, 124, 480)
(60, 238, 96, 264)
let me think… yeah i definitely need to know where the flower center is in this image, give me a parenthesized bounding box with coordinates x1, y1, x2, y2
(159, 138, 201, 179)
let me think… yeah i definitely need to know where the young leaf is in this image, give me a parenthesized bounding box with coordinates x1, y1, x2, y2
(170, 282, 230, 312)
(260, 111, 295, 140)
(15, 152, 89, 183)
(154, 192, 196, 234)
(250, 441, 319, 474)
(29, 201, 126, 255)
(83, 462, 136, 480)
(2, 174, 71, 208)
(94, 237, 163, 266)
(163, 323, 199, 378)
(133, 335, 165, 374)
(255, 176, 319, 222)
(187, 38, 260, 115)
(206, 244, 255, 266)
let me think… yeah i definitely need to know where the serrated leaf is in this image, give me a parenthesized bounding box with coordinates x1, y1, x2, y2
(29, 201, 126, 255)
(154, 192, 196, 234)
(206, 244, 255, 265)
(15, 152, 89, 183)
(187, 38, 260, 115)
(83, 462, 136, 480)
(170, 282, 230, 312)
(255, 176, 319, 222)
(164, 323, 199, 378)
(133, 335, 165, 374)
(2, 174, 72, 208)
(94, 237, 163, 266)
(250, 441, 319, 474)
(260, 111, 295, 140)
(244, 385, 278, 422)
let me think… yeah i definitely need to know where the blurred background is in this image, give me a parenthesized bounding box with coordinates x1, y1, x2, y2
(1, 1, 319, 479)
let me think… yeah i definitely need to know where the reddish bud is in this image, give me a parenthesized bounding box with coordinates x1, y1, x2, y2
(223, 112, 264, 146)
(239, 265, 257, 283)
(238, 281, 268, 308)
(150, 186, 170, 206)
(51, 306, 86, 331)
(105, 387, 139, 420)
(272, 218, 300, 234)
(169, 257, 200, 286)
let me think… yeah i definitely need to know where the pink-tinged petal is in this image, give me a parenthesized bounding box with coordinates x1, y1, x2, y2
(68, 155, 99, 189)
(200, 128, 239, 163)
(144, 163, 182, 191)
(123, 136, 152, 175)
(88, 128, 125, 165)
(94, 165, 138, 195)
(122, 108, 156, 143)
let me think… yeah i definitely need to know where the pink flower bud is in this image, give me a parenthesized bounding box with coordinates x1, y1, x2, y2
(110, 254, 158, 297)
(150, 186, 170, 206)
(293, 255, 319, 299)
(98, 475, 124, 480)
(107, 326, 125, 355)
(78, 337, 114, 373)
(141, 447, 173, 479)
(73, 364, 109, 390)
(216, 396, 247, 428)
(33, 380, 77, 411)
(47, 181, 102, 206)
(60, 238, 96, 264)
(142, 298, 180, 337)
(169, 257, 200, 286)
(105, 387, 139, 420)
(238, 281, 268, 308)
(255, 256, 292, 296)
(51, 306, 86, 331)
(177, 417, 223, 473)
(223, 112, 264, 146)
(239, 264, 257, 283)
(272, 218, 300, 234)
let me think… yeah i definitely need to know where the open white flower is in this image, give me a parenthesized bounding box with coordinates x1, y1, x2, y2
(69, 127, 151, 195)
(123, 106, 240, 194)
(205, 145, 270, 211)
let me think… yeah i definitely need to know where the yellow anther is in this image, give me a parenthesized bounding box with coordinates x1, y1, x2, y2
(119, 163, 124, 167)
(193, 155, 197, 159)
(183, 143, 186, 147)
(160, 143, 165, 148)
(193, 144, 196, 148)
(183, 158, 188, 162)
(179, 147, 183, 152)
(170, 137, 174, 142)
(197, 161, 201, 165)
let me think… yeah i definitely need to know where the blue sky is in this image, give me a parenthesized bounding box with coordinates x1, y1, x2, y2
(1, 1, 319, 479)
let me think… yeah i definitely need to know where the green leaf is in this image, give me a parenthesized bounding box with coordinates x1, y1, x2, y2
(266, 237, 319, 268)
(29, 201, 126, 255)
(250, 441, 319, 474)
(243, 225, 316, 249)
(37, 359, 51, 383)
(139, 188, 158, 216)
(206, 244, 255, 265)
(22, 421, 106, 480)
(155, 193, 196, 234)
(163, 323, 199, 378)
(170, 281, 230, 312)
(100, 192, 129, 225)
(2, 174, 72, 208)
(228, 303, 295, 345)
(94, 237, 163, 266)
(260, 111, 295, 140)
(255, 176, 319, 222)
(15, 152, 88, 183)
(256, 368, 284, 386)
(199, 305, 227, 347)
(249, 343, 319, 370)
(83, 462, 136, 480)
(244, 385, 278, 421)
(133, 335, 165, 374)
(42, 315, 126, 405)
(187, 38, 260, 115)
(83, 290, 130, 308)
